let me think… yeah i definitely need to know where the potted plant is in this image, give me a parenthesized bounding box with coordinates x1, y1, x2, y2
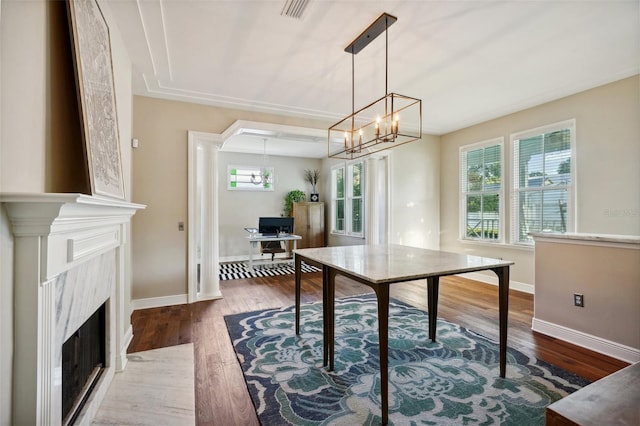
(304, 169, 320, 202)
(283, 189, 306, 217)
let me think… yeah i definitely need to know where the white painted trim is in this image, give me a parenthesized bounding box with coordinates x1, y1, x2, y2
(457, 271, 534, 294)
(220, 255, 250, 263)
(188, 131, 224, 304)
(67, 229, 120, 262)
(532, 317, 640, 364)
(219, 254, 293, 264)
(131, 294, 189, 311)
(531, 233, 640, 250)
(117, 325, 134, 372)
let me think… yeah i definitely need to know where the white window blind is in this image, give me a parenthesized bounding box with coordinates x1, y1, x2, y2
(511, 120, 575, 244)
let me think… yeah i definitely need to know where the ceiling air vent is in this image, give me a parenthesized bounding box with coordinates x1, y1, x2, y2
(281, 0, 310, 19)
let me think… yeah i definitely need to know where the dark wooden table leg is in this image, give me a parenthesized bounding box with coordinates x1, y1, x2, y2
(427, 276, 440, 342)
(295, 254, 302, 335)
(492, 266, 510, 378)
(328, 268, 337, 371)
(375, 285, 390, 425)
(322, 265, 329, 367)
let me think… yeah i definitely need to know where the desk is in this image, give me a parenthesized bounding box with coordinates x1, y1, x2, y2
(246, 234, 301, 271)
(294, 244, 513, 425)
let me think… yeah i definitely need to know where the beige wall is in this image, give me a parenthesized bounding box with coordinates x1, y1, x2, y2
(440, 76, 640, 287)
(533, 237, 640, 360)
(0, 1, 132, 422)
(1, 0, 48, 192)
(131, 96, 331, 300)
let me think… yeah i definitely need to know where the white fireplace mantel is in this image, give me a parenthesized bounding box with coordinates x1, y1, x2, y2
(1, 193, 145, 426)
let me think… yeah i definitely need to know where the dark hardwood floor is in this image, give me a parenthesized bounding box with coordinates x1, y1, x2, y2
(128, 272, 629, 426)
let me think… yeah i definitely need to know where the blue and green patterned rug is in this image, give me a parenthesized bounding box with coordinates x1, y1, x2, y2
(224, 294, 589, 425)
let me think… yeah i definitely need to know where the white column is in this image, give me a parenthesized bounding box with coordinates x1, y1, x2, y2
(199, 141, 222, 300)
(366, 157, 380, 245)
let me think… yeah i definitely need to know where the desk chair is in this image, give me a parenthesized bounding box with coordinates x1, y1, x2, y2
(261, 240, 286, 262)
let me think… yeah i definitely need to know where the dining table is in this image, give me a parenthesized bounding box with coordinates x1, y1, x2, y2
(294, 244, 514, 425)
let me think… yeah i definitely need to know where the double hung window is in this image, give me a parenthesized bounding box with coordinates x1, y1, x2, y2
(331, 161, 364, 237)
(511, 120, 575, 244)
(460, 139, 503, 242)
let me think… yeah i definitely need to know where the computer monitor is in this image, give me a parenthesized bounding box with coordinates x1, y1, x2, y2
(258, 217, 294, 236)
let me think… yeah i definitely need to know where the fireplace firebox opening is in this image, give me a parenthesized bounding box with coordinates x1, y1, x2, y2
(62, 303, 106, 425)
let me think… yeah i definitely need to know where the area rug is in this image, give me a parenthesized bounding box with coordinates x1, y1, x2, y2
(224, 294, 590, 425)
(219, 261, 321, 280)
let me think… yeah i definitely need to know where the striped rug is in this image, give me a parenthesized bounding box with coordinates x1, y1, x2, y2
(219, 261, 321, 281)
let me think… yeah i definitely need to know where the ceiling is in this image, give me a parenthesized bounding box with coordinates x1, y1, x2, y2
(103, 0, 639, 157)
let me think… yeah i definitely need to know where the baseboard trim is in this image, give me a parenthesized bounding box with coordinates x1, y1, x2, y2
(132, 294, 189, 311)
(457, 271, 534, 294)
(117, 325, 134, 371)
(532, 317, 640, 364)
(220, 253, 291, 264)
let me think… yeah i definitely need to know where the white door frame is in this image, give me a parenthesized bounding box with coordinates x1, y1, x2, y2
(187, 131, 223, 303)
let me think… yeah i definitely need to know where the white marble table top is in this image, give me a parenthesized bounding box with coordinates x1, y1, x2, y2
(294, 244, 514, 284)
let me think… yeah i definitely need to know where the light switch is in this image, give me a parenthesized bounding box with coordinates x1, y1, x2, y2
(178, 222, 184, 231)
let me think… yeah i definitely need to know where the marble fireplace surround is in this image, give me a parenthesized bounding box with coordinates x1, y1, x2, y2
(1, 193, 145, 425)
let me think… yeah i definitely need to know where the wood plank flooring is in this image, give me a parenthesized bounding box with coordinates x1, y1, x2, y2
(128, 273, 629, 426)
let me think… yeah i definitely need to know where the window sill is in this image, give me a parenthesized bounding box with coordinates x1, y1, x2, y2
(457, 238, 534, 251)
(330, 231, 365, 239)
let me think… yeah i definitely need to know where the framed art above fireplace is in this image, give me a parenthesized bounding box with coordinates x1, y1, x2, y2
(67, 0, 125, 200)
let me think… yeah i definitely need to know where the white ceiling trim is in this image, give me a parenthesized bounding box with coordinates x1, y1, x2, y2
(159, 0, 173, 81)
(142, 75, 346, 122)
(135, 0, 158, 78)
(136, 0, 173, 82)
(219, 120, 330, 158)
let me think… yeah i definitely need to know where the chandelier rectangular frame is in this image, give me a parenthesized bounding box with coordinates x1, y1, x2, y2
(328, 13, 423, 160)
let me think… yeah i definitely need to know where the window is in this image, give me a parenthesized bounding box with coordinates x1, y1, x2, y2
(331, 161, 364, 236)
(460, 138, 503, 242)
(511, 120, 575, 244)
(228, 165, 274, 191)
(333, 167, 345, 232)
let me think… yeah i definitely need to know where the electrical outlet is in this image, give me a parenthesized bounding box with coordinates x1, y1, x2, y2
(573, 293, 584, 307)
(178, 222, 185, 231)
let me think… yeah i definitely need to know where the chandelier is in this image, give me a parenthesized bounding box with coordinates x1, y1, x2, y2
(328, 13, 422, 160)
(251, 138, 272, 188)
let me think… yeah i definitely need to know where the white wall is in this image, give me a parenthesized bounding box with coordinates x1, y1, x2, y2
(440, 76, 640, 288)
(218, 151, 322, 258)
(389, 136, 440, 250)
(324, 135, 441, 251)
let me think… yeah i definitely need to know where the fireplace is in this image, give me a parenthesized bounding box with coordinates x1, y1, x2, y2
(1, 193, 145, 425)
(62, 304, 106, 425)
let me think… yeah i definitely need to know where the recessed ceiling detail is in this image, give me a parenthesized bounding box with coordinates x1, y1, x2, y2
(220, 120, 328, 158)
